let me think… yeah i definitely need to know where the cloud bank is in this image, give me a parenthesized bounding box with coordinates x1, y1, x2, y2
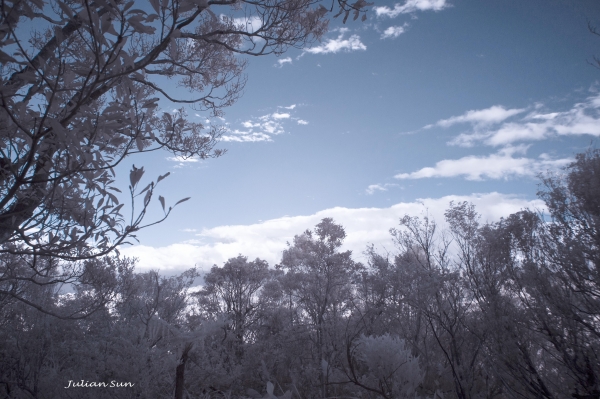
(397, 92, 597, 182)
(395, 146, 571, 181)
(120, 193, 545, 274)
(432, 94, 600, 147)
(426, 105, 526, 129)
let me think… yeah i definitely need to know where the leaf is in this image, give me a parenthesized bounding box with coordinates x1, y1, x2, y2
(107, 191, 119, 205)
(206, 8, 218, 20)
(169, 42, 178, 60)
(101, 13, 118, 36)
(111, 204, 125, 214)
(128, 9, 148, 15)
(128, 16, 156, 34)
(0, 50, 18, 63)
(139, 182, 153, 194)
(123, 0, 135, 12)
(29, 0, 45, 10)
(159, 195, 165, 211)
(149, 0, 160, 13)
(174, 197, 190, 206)
(178, 1, 195, 13)
(129, 165, 144, 189)
(135, 136, 144, 151)
(56, 0, 74, 18)
(143, 189, 152, 206)
(157, 172, 170, 183)
(343, 10, 350, 24)
(142, 98, 160, 108)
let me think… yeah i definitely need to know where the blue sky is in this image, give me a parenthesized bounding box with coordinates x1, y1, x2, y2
(119, 0, 600, 273)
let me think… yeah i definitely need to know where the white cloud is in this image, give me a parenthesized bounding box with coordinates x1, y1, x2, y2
(260, 120, 283, 134)
(166, 156, 200, 163)
(381, 25, 407, 39)
(394, 146, 572, 181)
(426, 105, 526, 129)
(305, 31, 366, 54)
(297, 120, 309, 125)
(445, 94, 600, 147)
(241, 120, 259, 128)
(366, 183, 398, 194)
(366, 184, 387, 194)
(120, 193, 545, 273)
(375, 0, 450, 18)
(222, 105, 305, 142)
(276, 57, 292, 67)
(221, 132, 273, 142)
(333, 27, 350, 34)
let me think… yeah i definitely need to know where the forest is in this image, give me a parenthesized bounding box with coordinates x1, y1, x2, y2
(1, 0, 599, 398)
(1, 148, 599, 399)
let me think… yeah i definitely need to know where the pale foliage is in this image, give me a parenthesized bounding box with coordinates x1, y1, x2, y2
(0, 0, 370, 260)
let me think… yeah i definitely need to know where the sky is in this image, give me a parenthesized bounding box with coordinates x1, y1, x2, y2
(118, 0, 600, 274)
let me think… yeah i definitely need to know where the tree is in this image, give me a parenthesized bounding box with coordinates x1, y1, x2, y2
(0, 263, 202, 398)
(0, 0, 371, 261)
(390, 213, 488, 399)
(446, 202, 548, 399)
(0, 251, 135, 319)
(278, 218, 360, 399)
(196, 255, 271, 358)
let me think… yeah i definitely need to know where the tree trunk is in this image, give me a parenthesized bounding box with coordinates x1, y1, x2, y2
(174, 343, 193, 399)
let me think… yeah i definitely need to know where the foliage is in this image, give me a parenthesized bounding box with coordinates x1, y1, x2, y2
(0, 0, 370, 260)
